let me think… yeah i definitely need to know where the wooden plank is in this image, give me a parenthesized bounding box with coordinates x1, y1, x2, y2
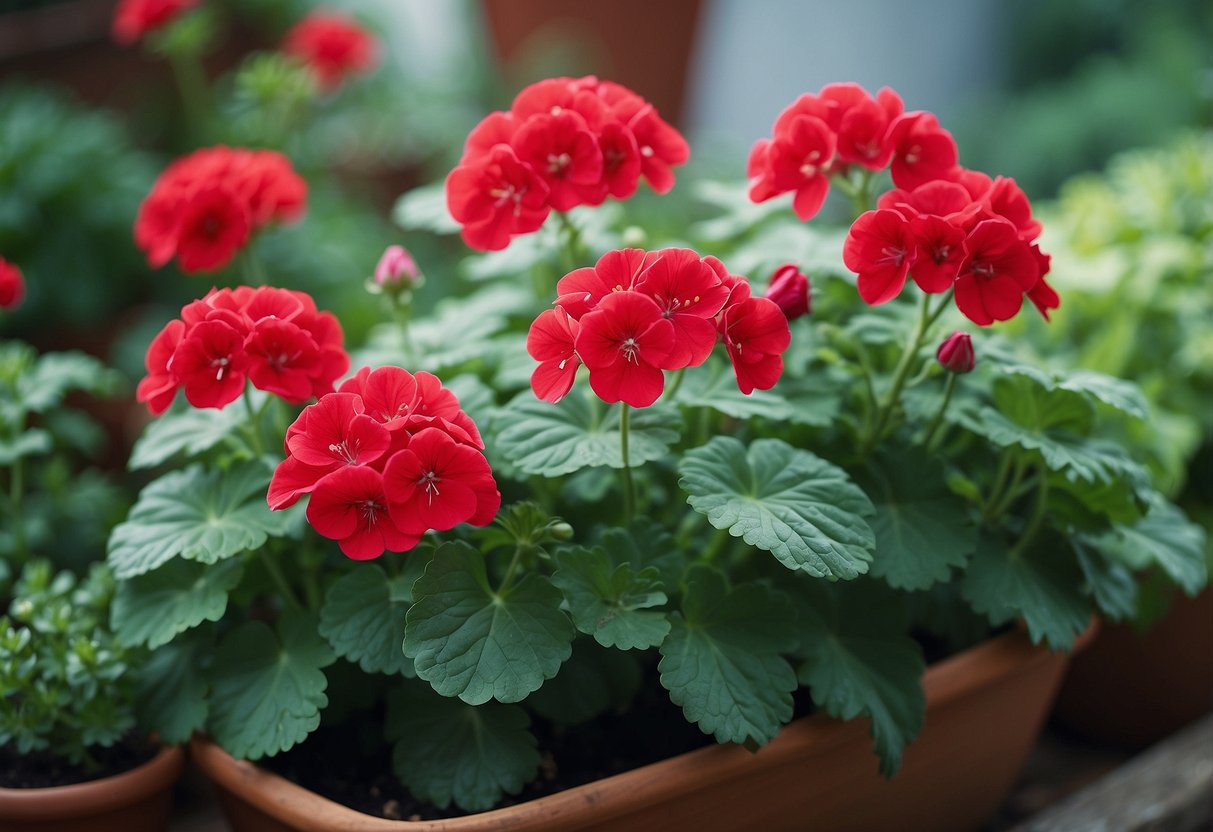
(1011, 713, 1213, 832)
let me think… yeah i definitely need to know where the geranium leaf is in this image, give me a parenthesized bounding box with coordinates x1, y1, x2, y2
(19, 351, 121, 413)
(392, 181, 460, 233)
(0, 428, 51, 465)
(403, 542, 574, 704)
(135, 628, 212, 745)
(1083, 493, 1208, 595)
(594, 519, 686, 590)
(106, 462, 290, 579)
(112, 557, 243, 649)
(496, 389, 681, 478)
(526, 641, 642, 726)
(960, 535, 1091, 649)
(208, 614, 335, 759)
(319, 563, 421, 676)
(387, 680, 539, 812)
(1073, 539, 1138, 622)
(678, 437, 876, 580)
(673, 369, 841, 427)
(999, 364, 1148, 421)
(790, 579, 925, 776)
(865, 451, 977, 591)
(658, 566, 797, 745)
(128, 400, 251, 470)
(551, 547, 670, 650)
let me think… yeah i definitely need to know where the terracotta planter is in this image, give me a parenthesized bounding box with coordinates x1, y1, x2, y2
(1053, 589, 1213, 749)
(192, 622, 1096, 832)
(0, 744, 184, 832)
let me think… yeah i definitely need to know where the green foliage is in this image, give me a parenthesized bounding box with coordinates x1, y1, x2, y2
(387, 680, 539, 812)
(678, 437, 876, 580)
(404, 542, 575, 704)
(658, 567, 798, 745)
(318, 563, 422, 676)
(127, 400, 254, 470)
(550, 547, 670, 650)
(0, 562, 137, 767)
(112, 558, 243, 649)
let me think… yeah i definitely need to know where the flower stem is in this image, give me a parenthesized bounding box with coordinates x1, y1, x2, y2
(555, 211, 585, 272)
(985, 457, 1031, 522)
(261, 550, 303, 610)
(240, 246, 268, 286)
(922, 372, 957, 453)
(242, 386, 265, 457)
(497, 544, 529, 596)
(168, 50, 210, 141)
(392, 299, 415, 366)
(1009, 464, 1049, 559)
(619, 403, 635, 526)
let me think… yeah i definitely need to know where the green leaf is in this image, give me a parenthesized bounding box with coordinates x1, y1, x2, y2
(1085, 494, 1208, 595)
(392, 181, 460, 233)
(526, 641, 642, 726)
(672, 369, 840, 427)
(678, 437, 876, 580)
(208, 615, 335, 759)
(404, 542, 574, 704)
(19, 351, 121, 413)
(865, 451, 977, 591)
(658, 566, 797, 745)
(135, 628, 213, 745)
(319, 564, 418, 676)
(551, 547, 669, 650)
(791, 580, 925, 776)
(107, 462, 291, 579)
(112, 558, 243, 649)
(128, 401, 250, 470)
(594, 519, 686, 590)
(1073, 540, 1138, 622)
(999, 364, 1148, 421)
(0, 428, 51, 465)
(960, 535, 1091, 649)
(496, 390, 681, 478)
(387, 680, 539, 812)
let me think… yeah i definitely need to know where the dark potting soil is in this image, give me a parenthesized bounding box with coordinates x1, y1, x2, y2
(266, 678, 817, 822)
(0, 732, 157, 789)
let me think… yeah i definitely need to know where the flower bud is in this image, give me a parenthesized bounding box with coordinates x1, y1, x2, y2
(936, 331, 975, 374)
(375, 245, 420, 287)
(0, 258, 24, 311)
(764, 263, 810, 321)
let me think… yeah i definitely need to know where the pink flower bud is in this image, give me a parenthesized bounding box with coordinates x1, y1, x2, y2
(374, 245, 419, 288)
(764, 263, 810, 321)
(0, 257, 24, 311)
(936, 331, 975, 374)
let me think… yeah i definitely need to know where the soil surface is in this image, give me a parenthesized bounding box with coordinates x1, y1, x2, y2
(265, 677, 820, 821)
(0, 733, 157, 789)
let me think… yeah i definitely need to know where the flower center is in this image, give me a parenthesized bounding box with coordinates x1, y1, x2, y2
(328, 439, 361, 465)
(358, 499, 383, 526)
(547, 152, 572, 176)
(210, 356, 230, 381)
(799, 150, 822, 177)
(880, 245, 906, 266)
(972, 261, 996, 280)
(620, 336, 640, 363)
(417, 471, 441, 504)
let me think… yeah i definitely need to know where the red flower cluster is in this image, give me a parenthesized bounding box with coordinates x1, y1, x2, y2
(283, 11, 379, 92)
(111, 0, 198, 45)
(447, 76, 690, 251)
(267, 366, 498, 559)
(844, 170, 1057, 325)
(135, 147, 307, 274)
(527, 248, 791, 406)
(137, 286, 348, 414)
(0, 257, 23, 311)
(748, 83, 957, 221)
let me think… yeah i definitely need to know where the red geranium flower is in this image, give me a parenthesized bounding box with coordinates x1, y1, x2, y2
(764, 264, 810, 321)
(574, 291, 675, 408)
(135, 320, 185, 415)
(170, 319, 250, 409)
(112, 0, 198, 44)
(908, 215, 967, 293)
(243, 319, 322, 403)
(306, 466, 420, 560)
(623, 105, 690, 195)
(528, 308, 581, 403)
(953, 219, 1040, 326)
(338, 366, 419, 430)
(719, 296, 791, 395)
(446, 146, 551, 252)
(887, 112, 959, 191)
(511, 110, 604, 212)
(825, 83, 904, 170)
(285, 392, 391, 468)
(634, 248, 730, 369)
(283, 11, 380, 92)
(843, 209, 918, 305)
(382, 428, 500, 535)
(0, 257, 24, 311)
(555, 248, 654, 319)
(1027, 246, 1060, 321)
(174, 185, 252, 274)
(751, 114, 837, 221)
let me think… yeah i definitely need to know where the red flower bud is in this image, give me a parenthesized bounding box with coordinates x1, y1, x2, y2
(0, 257, 24, 310)
(936, 331, 975, 374)
(374, 245, 420, 288)
(764, 263, 810, 321)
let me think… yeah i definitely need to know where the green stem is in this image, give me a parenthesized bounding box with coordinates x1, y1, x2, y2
(497, 544, 528, 596)
(555, 211, 584, 272)
(242, 386, 265, 457)
(168, 50, 210, 141)
(663, 368, 687, 401)
(619, 403, 635, 526)
(986, 457, 1031, 522)
(262, 550, 304, 610)
(392, 299, 415, 365)
(922, 372, 958, 453)
(9, 455, 25, 566)
(1009, 465, 1049, 559)
(240, 246, 268, 286)
(700, 527, 730, 564)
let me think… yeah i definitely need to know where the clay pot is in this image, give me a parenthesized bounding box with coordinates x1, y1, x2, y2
(0, 744, 184, 832)
(192, 622, 1096, 832)
(1053, 589, 1213, 749)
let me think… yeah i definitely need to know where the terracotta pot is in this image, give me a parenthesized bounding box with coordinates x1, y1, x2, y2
(480, 0, 702, 126)
(192, 622, 1096, 832)
(0, 744, 184, 832)
(1053, 589, 1213, 749)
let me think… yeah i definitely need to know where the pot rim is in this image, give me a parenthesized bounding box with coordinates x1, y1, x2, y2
(0, 742, 185, 821)
(190, 619, 1099, 831)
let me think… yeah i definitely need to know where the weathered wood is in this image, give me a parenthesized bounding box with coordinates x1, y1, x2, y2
(1011, 713, 1213, 832)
